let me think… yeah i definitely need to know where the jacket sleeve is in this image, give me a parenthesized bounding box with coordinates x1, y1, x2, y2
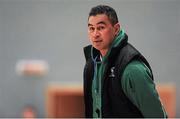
(121, 60, 168, 118)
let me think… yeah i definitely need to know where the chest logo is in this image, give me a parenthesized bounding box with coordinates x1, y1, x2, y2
(109, 67, 115, 78)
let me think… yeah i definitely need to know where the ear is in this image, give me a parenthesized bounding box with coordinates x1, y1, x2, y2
(114, 23, 120, 35)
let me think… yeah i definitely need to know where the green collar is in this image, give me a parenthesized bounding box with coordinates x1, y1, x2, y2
(101, 29, 125, 62)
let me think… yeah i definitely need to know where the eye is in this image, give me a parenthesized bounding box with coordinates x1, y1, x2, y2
(98, 26, 105, 30)
(88, 27, 94, 32)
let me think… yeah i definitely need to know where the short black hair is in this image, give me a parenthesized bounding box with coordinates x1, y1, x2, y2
(88, 5, 119, 25)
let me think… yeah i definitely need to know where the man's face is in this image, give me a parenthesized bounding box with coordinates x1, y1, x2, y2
(88, 14, 119, 56)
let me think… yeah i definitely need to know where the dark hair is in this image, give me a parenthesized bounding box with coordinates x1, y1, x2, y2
(88, 5, 119, 25)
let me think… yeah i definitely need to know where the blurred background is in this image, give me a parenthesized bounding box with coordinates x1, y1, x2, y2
(0, 0, 179, 117)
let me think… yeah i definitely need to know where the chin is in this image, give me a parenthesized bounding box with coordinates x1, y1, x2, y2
(93, 46, 101, 51)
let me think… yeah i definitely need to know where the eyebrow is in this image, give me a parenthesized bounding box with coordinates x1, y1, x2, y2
(88, 21, 106, 27)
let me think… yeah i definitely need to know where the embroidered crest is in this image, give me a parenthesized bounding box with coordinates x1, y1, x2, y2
(109, 67, 115, 78)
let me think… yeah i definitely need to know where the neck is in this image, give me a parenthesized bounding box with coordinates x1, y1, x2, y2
(100, 49, 108, 57)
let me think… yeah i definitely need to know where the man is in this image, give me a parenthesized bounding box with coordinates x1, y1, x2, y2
(83, 5, 167, 118)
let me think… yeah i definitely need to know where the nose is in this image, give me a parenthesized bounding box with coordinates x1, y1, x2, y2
(92, 29, 100, 38)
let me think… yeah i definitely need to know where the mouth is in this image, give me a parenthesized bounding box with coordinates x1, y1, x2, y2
(93, 40, 103, 43)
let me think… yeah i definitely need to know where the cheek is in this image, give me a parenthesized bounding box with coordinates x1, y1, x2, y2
(88, 34, 92, 40)
(88, 31, 93, 38)
(88, 34, 93, 43)
(103, 30, 114, 41)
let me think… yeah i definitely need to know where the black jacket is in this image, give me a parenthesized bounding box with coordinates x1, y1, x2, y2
(83, 34, 153, 117)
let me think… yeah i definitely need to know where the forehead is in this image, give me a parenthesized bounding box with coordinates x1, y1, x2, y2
(88, 14, 111, 26)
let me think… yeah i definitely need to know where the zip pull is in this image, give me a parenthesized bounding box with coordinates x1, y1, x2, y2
(96, 109, 100, 117)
